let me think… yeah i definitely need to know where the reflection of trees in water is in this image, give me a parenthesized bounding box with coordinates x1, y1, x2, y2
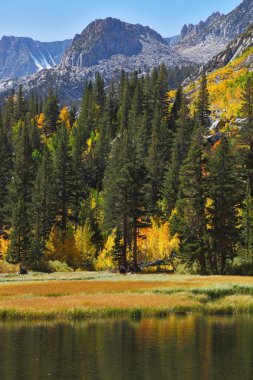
(0, 316, 252, 380)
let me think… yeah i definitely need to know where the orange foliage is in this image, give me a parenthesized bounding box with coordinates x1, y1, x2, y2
(211, 140, 221, 151)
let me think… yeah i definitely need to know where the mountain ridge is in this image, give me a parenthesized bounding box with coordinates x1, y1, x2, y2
(1, 1, 253, 103)
(0, 36, 72, 80)
(0, 18, 192, 103)
(176, 0, 253, 63)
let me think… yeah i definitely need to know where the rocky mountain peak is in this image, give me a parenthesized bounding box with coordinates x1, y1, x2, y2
(175, 0, 253, 64)
(180, 12, 223, 43)
(60, 17, 167, 68)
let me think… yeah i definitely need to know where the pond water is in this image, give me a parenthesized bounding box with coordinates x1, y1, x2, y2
(0, 315, 253, 380)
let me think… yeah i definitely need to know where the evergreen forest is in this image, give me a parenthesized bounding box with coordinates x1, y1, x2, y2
(1, 65, 253, 275)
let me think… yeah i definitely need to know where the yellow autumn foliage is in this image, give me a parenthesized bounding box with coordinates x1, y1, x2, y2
(0, 235, 9, 260)
(95, 230, 116, 271)
(37, 113, 45, 129)
(85, 129, 99, 155)
(58, 106, 71, 130)
(138, 219, 179, 262)
(46, 226, 82, 269)
(75, 221, 97, 264)
(168, 46, 253, 120)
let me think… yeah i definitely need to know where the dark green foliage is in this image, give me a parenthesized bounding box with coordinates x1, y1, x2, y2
(167, 65, 197, 90)
(52, 125, 72, 241)
(196, 72, 210, 128)
(77, 81, 96, 142)
(169, 86, 183, 132)
(7, 123, 35, 263)
(207, 137, 241, 273)
(174, 127, 208, 274)
(0, 109, 12, 235)
(146, 106, 171, 215)
(103, 131, 147, 270)
(163, 94, 192, 216)
(43, 90, 59, 136)
(31, 147, 56, 260)
(93, 73, 105, 116)
(15, 86, 27, 122)
(118, 77, 130, 132)
(3, 89, 16, 132)
(70, 122, 87, 228)
(241, 77, 253, 193)
(241, 180, 253, 263)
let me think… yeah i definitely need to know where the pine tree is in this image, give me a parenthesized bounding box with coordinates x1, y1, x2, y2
(70, 122, 87, 229)
(118, 77, 130, 132)
(103, 131, 147, 271)
(163, 94, 192, 216)
(241, 179, 253, 263)
(43, 90, 59, 136)
(175, 126, 208, 273)
(31, 146, 56, 260)
(77, 81, 96, 142)
(103, 80, 118, 140)
(196, 72, 210, 128)
(169, 85, 183, 132)
(207, 137, 241, 273)
(93, 73, 105, 117)
(7, 123, 34, 263)
(15, 85, 27, 122)
(3, 89, 16, 132)
(52, 124, 72, 241)
(136, 110, 151, 160)
(146, 106, 171, 215)
(241, 76, 253, 193)
(0, 109, 12, 236)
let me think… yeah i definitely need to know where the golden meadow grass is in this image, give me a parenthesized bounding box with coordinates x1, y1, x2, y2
(1, 272, 253, 319)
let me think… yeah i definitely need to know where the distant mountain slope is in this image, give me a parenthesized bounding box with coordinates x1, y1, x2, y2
(165, 35, 180, 46)
(205, 24, 253, 72)
(0, 36, 71, 80)
(176, 0, 253, 63)
(0, 18, 192, 104)
(179, 12, 223, 44)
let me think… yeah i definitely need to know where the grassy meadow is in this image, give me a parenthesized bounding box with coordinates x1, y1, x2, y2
(1, 272, 253, 320)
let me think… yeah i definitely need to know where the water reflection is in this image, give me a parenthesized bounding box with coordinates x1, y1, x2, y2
(0, 315, 252, 380)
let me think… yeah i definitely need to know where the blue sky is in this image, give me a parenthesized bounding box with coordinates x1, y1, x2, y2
(0, 0, 242, 41)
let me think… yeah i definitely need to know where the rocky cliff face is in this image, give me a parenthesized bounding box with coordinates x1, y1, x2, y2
(179, 12, 223, 44)
(0, 36, 71, 80)
(61, 17, 180, 68)
(165, 35, 180, 46)
(205, 24, 253, 72)
(176, 0, 253, 63)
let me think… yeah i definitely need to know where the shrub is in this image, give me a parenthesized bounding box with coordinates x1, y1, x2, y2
(47, 260, 74, 273)
(0, 260, 18, 274)
(227, 257, 253, 275)
(175, 262, 201, 275)
(28, 260, 51, 273)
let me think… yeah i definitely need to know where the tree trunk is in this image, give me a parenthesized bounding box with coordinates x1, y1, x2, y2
(133, 217, 138, 271)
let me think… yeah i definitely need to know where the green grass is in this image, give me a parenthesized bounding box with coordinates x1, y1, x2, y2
(153, 284, 253, 299)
